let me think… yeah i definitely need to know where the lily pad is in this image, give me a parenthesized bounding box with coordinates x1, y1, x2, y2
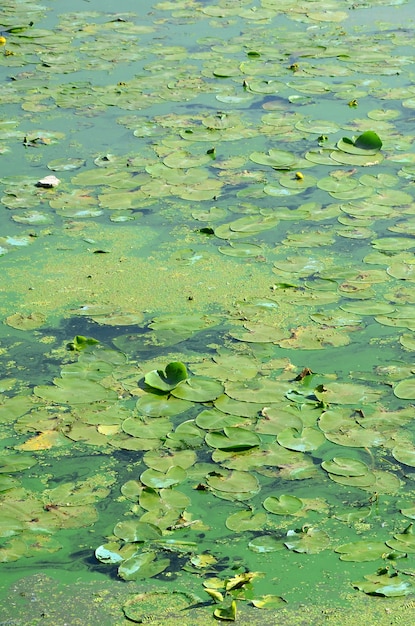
(207, 470, 260, 500)
(140, 466, 187, 489)
(263, 494, 303, 515)
(205, 427, 261, 451)
(144, 362, 188, 392)
(353, 571, 414, 597)
(5, 312, 46, 330)
(249, 149, 297, 170)
(0, 454, 37, 473)
(118, 551, 170, 581)
(225, 510, 268, 532)
(335, 541, 388, 562)
(284, 528, 330, 554)
(394, 378, 415, 399)
(277, 427, 325, 452)
(171, 377, 224, 402)
(321, 457, 369, 477)
(113, 521, 162, 543)
(248, 535, 286, 553)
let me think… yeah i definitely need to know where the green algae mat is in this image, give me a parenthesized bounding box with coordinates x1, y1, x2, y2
(2, 0, 415, 623)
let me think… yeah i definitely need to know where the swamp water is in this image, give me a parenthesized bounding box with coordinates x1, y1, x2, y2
(2, 0, 415, 623)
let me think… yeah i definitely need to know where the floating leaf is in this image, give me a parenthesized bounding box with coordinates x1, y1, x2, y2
(171, 377, 224, 402)
(225, 510, 268, 532)
(144, 361, 188, 392)
(392, 445, 415, 468)
(207, 470, 260, 499)
(34, 378, 118, 405)
(394, 378, 415, 399)
(213, 600, 237, 622)
(284, 528, 330, 554)
(0, 454, 37, 473)
(251, 595, 286, 609)
(263, 495, 303, 515)
(5, 312, 46, 330)
(140, 466, 187, 489)
(136, 393, 192, 418)
(118, 551, 169, 581)
(249, 149, 296, 170)
(248, 535, 286, 553)
(205, 427, 261, 451)
(353, 571, 414, 597)
(321, 457, 369, 477)
(354, 131, 382, 151)
(113, 521, 162, 543)
(277, 427, 325, 452)
(95, 543, 125, 565)
(335, 541, 388, 562)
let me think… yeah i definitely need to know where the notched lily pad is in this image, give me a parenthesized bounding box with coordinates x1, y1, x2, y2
(353, 571, 414, 597)
(284, 527, 330, 554)
(335, 541, 388, 562)
(5, 312, 46, 330)
(144, 361, 188, 392)
(263, 494, 303, 515)
(205, 427, 261, 451)
(171, 377, 224, 402)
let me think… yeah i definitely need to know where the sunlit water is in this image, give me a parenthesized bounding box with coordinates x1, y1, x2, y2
(1, 1, 415, 624)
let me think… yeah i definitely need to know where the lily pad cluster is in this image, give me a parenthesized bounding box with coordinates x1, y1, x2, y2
(4, 333, 410, 599)
(3, 0, 415, 619)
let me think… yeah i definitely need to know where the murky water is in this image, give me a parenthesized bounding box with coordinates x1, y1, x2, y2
(2, 1, 415, 624)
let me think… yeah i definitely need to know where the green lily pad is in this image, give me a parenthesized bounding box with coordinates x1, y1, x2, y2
(392, 445, 415, 467)
(95, 543, 126, 565)
(335, 541, 388, 562)
(34, 378, 118, 405)
(118, 551, 170, 581)
(284, 528, 330, 554)
(353, 571, 414, 597)
(5, 312, 46, 330)
(121, 417, 172, 440)
(195, 409, 242, 430)
(225, 510, 268, 532)
(144, 361, 188, 392)
(263, 495, 303, 515)
(321, 457, 369, 477)
(401, 506, 415, 520)
(314, 382, 383, 405)
(143, 450, 196, 472)
(251, 595, 287, 609)
(277, 427, 325, 452)
(47, 157, 85, 171)
(328, 472, 376, 488)
(171, 377, 224, 402)
(140, 466, 187, 489)
(0, 396, 33, 424)
(113, 521, 162, 543)
(218, 242, 264, 257)
(0, 454, 37, 473)
(394, 378, 415, 399)
(248, 535, 286, 553)
(354, 131, 383, 150)
(249, 149, 297, 169)
(136, 393, 192, 418)
(224, 379, 290, 403)
(207, 470, 260, 499)
(205, 427, 261, 451)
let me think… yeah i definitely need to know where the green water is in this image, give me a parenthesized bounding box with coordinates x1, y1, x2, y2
(2, 0, 415, 624)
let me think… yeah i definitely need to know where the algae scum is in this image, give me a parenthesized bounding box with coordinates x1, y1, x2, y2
(3, 0, 415, 623)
